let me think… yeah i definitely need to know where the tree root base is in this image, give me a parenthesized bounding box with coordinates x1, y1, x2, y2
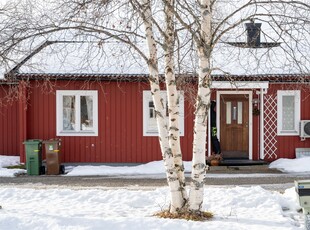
(154, 210, 213, 221)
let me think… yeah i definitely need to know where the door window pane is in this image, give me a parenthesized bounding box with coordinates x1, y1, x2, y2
(232, 106, 237, 120)
(226, 102, 231, 124)
(237, 102, 243, 124)
(63, 96, 75, 130)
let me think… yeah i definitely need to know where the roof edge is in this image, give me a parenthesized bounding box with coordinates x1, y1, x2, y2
(11, 72, 310, 83)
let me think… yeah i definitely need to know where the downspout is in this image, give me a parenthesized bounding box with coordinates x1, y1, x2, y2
(18, 81, 28, 163)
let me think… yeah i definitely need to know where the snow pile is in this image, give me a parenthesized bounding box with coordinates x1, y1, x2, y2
(0, 155, 26, 177)
(269, 157, 310, 173)
(66, 157, 310, 176)
(0, 155, 20, 168)
(0, 186, 303, 230)
(65, 161, 192, 176)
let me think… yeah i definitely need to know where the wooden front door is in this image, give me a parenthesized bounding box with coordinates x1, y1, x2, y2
(220, 94, 249, 159)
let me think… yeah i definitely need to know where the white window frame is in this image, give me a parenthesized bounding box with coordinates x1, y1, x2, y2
(277, 90, 300, 136)
(143, 91, 184, 136)
(56, 90, 98, 136)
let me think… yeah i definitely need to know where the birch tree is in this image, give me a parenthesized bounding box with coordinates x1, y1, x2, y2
(188, 0, 212, 212)
(162, 0, 188, 210)
(130, 0, 187, 213)
(0, 0, 309, 218)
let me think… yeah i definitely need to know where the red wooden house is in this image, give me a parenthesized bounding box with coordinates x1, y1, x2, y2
(0, 73, 309, 164)
(0, 21, 309, 164)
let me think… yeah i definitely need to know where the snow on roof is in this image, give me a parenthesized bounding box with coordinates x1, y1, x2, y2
(17, 41, 149, 75)
(11, 38, 308, 77)
(0, 0, 309, 78)
(212, 43, 308, 75)
(11, 21, 309, 76)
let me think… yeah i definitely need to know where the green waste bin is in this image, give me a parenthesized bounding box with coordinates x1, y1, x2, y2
(43, 139, 63, 175)
(23, 140, 42, 175)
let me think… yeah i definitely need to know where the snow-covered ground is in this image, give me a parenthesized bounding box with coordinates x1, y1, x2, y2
(0, 155, 309, 229)
(1, 155, 310, 178)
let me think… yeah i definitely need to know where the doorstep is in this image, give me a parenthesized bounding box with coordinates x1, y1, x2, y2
(207, 164, 282, 174)
(219, 159, 267, 166)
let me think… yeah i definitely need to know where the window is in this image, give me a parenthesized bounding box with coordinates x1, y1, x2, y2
(277, 90, 300, 136)
(56, 90, 98, 136)
(143, 91, 184, 136)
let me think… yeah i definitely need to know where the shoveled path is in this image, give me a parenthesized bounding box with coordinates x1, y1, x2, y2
(0, 165, 309, 192)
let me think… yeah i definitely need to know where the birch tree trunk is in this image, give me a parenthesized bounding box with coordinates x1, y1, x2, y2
(189, 0, 212, 212)
(163, 0, 188, 211)
(137, 0, 186, 213)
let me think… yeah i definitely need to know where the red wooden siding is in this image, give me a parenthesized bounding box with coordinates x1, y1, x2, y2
(21, 80, 194, 163)
(0, 85, 19, 156)
(265, 83, 310, 160)
(252, 113, 260, 160)
(8, 79, 309, 163)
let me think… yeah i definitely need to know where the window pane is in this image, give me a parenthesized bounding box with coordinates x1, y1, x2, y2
(232, 106, 237, 120)
(282, 96, 294, 130)
(80, 96, 93, 130)
(237, 102, 243, 124)
(226, 102, 231, 124)
(149, 101, 155, 118)
(63, 96, 75, 130)
(148, 101, 157, 131)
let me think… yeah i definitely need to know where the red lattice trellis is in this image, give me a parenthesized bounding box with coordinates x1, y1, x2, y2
(263, 94, 278, 159)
